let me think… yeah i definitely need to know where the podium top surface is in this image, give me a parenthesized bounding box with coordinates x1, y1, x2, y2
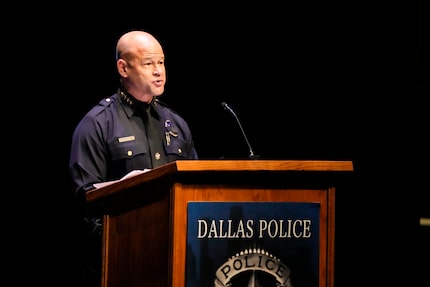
(173, 159, 353, 172)
(86, 160, 353, 202)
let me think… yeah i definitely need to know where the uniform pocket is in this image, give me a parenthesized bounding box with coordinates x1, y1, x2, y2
(165, 138, 191, 159)
(110, 140, 149, 161)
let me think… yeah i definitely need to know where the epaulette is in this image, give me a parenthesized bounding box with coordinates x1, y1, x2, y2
(87, 95, 116, 118)
(99, 96, 116, 107)
(153, 97, 185, 119)
(154, 97, 172, 107)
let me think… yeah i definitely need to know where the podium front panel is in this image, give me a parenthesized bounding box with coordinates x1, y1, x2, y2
(171, 184, 335, 287)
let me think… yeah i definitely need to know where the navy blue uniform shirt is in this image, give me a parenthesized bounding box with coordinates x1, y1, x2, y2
(69, 90, 198, 196)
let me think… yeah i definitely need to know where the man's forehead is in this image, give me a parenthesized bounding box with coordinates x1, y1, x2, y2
(139, 50, 164, 59)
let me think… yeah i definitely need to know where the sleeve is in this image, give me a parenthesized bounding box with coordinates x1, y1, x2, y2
(69, 112, 108, 198)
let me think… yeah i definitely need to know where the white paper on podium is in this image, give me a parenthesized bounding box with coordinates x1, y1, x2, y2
(93, 169, 151, 189)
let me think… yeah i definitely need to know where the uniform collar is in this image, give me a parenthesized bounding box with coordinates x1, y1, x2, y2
(118, 88, 160, 118)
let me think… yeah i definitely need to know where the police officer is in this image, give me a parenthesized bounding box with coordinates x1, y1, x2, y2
(68, 30, 198, 286)
(69, 30, 198, 198)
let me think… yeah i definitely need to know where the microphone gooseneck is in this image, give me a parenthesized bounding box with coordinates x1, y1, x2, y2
(221, 102, 259, 159)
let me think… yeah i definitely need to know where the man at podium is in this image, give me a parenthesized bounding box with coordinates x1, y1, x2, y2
(68, 30, 198, 286)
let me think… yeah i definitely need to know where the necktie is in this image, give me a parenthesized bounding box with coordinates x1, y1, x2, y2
(142, 103, 167, 168)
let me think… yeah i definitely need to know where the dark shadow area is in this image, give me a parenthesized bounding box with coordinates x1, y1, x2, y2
(18, 1, 428, 286)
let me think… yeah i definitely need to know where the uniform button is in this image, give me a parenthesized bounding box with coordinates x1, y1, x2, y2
(178, 148, 182, 154)
(155, 152, 161, 160)
(127, 150, 133, 156)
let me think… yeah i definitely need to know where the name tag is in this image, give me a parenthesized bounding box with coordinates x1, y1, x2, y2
(118, 136, 136, 143)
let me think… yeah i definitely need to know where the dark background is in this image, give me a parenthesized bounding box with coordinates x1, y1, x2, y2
(16, 1, 428, 286)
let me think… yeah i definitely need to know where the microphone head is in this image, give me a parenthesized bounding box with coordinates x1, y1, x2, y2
(221, 102, 232, 112)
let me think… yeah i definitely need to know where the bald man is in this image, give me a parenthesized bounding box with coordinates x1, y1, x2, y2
(69, 30, 198, 285)
(70, 29, 198, 198)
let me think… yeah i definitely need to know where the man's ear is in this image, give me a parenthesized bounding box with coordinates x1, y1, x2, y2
(117, 59, 128, 77)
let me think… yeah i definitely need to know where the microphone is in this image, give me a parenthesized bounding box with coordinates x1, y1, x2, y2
(221, 102, 259, 159)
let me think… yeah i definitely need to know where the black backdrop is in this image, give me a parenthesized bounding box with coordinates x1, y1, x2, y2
(19, 1, 428, 286)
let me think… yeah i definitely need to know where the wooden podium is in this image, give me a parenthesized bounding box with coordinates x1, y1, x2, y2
(86, 160, 353, 287)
